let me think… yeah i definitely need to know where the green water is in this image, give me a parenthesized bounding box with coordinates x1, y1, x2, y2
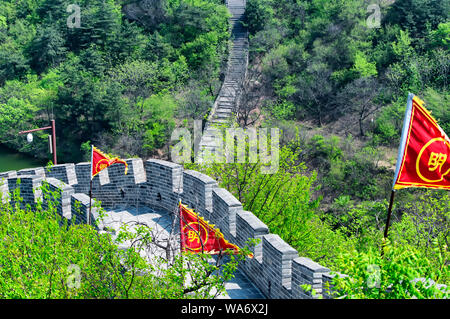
(0, 144, 46, 172)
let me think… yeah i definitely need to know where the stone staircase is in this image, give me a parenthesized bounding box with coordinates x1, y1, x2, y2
(197, 0, 248, 162)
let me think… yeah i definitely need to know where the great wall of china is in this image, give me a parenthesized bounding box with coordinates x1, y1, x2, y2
(0, 158, 337, 299)
(0, 0, 341, 299)
(197, 0, 249, 162)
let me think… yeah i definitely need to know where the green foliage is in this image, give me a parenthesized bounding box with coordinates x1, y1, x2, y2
(429, 22, 450, 49)
(390, 190, 450, 283)
(372, 99, 405, 146)
(186, 131, 358, 267)
(373, 89, 450, 146)
(352, 51, 377, 78)
(391, 30, 414, 59)
(331, 241, 449, 299)
(248, 0, 449, 143)
(421, 88, 450, 134)
(163, 0, 230, 75)
(327, 198, 386, 248)
(304, 134, 343, 171)
(325, 147, 388, 201)
(28, 25, 67, 74)
(383, 0, 449, 40)
(299, 134, 390, 202)
(244, 0, 274, 35)
(141, 94, 177, 154)
(0, 0, 230, 161)
(0, 183, 246, 298)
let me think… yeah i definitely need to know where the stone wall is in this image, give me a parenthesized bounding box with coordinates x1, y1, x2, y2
(0, 158, 335, 299)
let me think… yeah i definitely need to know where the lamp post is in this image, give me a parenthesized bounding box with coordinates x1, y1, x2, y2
(19, 120, 57, 165)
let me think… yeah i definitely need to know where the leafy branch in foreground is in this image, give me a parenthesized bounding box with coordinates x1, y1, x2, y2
(329, 240, 449, 299)
(0, 183, 251, 299)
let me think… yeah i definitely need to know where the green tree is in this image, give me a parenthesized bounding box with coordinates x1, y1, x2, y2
(244, 0, 274, 35)
(0, 181, 249, 298)
(383, 0, 449, 40)
(141, 93, 178, 155)
(0, 48, 29, 85)
(54, 55, 124, 162)
(28, 25, 67, 74)
(330, 241, 449, 299)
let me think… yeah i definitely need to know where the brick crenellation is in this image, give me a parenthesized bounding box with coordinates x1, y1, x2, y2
(0, 158, 337, 299)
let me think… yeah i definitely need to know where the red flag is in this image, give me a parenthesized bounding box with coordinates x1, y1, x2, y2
(392, 94, 450, 190)
(179, 202, 252, 257)
(91, 146, 128, 179)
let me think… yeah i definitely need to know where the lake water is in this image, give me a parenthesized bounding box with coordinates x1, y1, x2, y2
(0, 144, 46, 173)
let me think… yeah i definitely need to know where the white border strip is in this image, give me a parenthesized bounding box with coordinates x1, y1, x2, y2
(392, 93, 414, 189)
(90, 144, 94, 180)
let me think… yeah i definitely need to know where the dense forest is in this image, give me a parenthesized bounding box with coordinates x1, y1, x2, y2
(0, 0, 230, 162)
(0, 0, 449, 298)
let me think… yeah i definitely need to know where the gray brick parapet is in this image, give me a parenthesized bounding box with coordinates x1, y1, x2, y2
(46, 163, 78, 186)
(0, 158, 339, 299)
(292, 257, 331, 299)
(236, 210, 269, 262)
(89, 158, 146, 209)
(7, 175, 43, 209)
(182, 170, 217, 219)
(261, 234, 298, 298)
(142, 159, 183, 212)
(17, 167, 45, 178)
(0, 171, 17, 203)
(71, 193, 100, 226)
(0, 170, 17, 179)
(42, 178, 75, 219)
(74, 162, 91, 194)
(212, 187, 241, 238)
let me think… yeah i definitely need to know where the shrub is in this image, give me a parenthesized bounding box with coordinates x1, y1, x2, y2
(0, 182, 247, 298)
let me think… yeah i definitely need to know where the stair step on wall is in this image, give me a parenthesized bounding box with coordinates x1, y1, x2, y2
(198, 0, 248, 161)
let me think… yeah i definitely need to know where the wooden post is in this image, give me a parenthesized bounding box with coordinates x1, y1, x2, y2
(18, 120, 57, 164)
(50, 120, 57, 165)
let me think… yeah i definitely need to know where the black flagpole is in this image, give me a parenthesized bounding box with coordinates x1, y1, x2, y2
(383, 190, 396, 239)
(88, 179, 93, 225)
(382, 190, 396, 255)
(179, 200, 183, 255)
(89, 145, 93, 226)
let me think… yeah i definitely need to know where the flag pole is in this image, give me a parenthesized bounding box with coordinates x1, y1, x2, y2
(179, 200, 183, 255)
(89, 145, 93, 226)
(89, 179, 93, 225)
(383, 190, 396, 239)
(381, 189, 395, 257)
(382, 94, 412, 254)
(179, 200, 186, 292)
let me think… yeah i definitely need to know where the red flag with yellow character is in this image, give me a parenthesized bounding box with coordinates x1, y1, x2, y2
(91, 146, 128, 179)
(392, 94, 450, 190)
(179, 202, 252, 257)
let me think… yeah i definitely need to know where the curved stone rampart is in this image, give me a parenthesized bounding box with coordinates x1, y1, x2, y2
(0, 159, 335, 299)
